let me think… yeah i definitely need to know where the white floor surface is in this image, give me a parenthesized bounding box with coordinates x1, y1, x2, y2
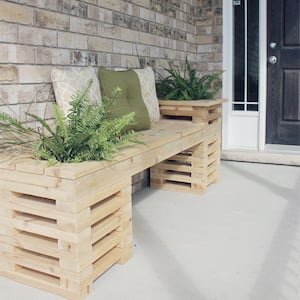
(1, 161, 300, 300)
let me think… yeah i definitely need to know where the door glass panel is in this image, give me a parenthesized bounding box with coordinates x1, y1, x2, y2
(233, 0, 259, 111)
(233, 0, 245, 109)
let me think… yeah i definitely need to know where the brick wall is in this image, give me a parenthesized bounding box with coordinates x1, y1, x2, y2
(0, 0, 222, 120)
(0, 0, 222, 190)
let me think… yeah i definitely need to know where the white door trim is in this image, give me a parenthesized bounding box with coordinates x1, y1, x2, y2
(258, 0, 267, 151)
(221, 0, 232, 150)
(222, 0, 267, 151)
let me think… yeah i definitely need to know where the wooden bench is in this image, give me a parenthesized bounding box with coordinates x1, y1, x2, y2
(0, 99, 224, 300)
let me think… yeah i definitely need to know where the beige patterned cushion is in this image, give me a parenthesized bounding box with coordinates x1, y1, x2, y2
(133, 66, 160, 124)
(51, 67, 102, 115)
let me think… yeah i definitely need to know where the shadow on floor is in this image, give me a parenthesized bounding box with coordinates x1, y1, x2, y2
(226, 163, 300, 300)
(133, 190, 208, 300)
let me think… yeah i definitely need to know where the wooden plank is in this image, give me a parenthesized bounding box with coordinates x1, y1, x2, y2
(90, 196, 123, 225)
(0, 168, 60, 188)
(0, 215, 78, 243)
(92, 231, 122, 263)
(151, 180, 205, 193)
(0, 268, 86, 300)
(153, 162, 199, 173)
(92, 248, 121, 281)
(0, 154, 33, 170)
(151, 172, 200, 184)
(15, 231, 59, 258)
(0, 179, 69, 202)
(10, 248, 59, 277)
(15, 158, 48, 175)
(91, 214, 121, 244)
(159, 99, 226, 107)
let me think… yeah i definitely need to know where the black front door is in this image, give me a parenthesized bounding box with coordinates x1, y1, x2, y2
(266, 0, 300, 145)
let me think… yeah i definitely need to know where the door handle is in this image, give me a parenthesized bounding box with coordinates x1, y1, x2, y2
(269, 56, 277, 64)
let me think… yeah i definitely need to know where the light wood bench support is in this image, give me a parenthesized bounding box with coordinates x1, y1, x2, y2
(0, 99, 225, 299)
(151, 99, 223, 193)
(0, 171, 132, 300)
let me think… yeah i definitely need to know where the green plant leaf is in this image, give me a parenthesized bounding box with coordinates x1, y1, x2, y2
(0, 83, 141, 164)
(156, 56, 223, 100)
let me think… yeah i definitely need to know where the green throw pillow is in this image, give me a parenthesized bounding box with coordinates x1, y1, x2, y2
(98, 67, 151, 131)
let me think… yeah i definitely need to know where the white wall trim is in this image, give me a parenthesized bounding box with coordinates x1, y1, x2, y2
(222, 0, 233, 150)
(258, 0, 267, 151)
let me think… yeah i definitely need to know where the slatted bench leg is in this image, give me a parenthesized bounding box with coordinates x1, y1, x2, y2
(150, 134, 221, 194)
(0, 177, 134, 300)
(150, 143, 207, 193)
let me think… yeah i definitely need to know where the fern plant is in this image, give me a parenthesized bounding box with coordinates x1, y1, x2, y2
(156, 56, 222, 100)
(0, 81, 141, 165)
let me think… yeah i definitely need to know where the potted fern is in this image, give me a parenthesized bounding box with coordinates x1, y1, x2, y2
(0, 81, 140, 165)
(156, 56, 222, 101)
(155, 56, 226, 124)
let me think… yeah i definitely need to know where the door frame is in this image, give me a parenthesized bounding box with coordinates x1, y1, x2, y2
(222, 0, 267, 151)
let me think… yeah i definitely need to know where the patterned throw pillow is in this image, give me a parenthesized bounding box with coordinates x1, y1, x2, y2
(133, 66, 160, 124)
(51, 67, 102, 115)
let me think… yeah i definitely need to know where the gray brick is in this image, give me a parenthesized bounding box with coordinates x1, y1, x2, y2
(88, 5, 102, 20)
(70, 51, 98, 66)
(98, 23, 121, 39)
(139, 7, 155, 21)
(98, 53, 111, 67)
(0, 84, 53, 105)
(120, 55, 140, 68)
(58, 31, 87, 49)
(88, 36, 113, 52)
(130, 0, 150, 7)
(0, 44, 34, 64)
(58, 0, 88, 17)
(98, 0, 121, 11)
(18, 65, 53, 83)
(110, 54, 122, 67)
(0, 2, 33, 25)
(0, 22, 18, 43)
(35, 10, 70, 30)
(0, 104, 20, 120)
(0, 66, 19, 83)
(19, 25, 57, 46)
(113, 40, 133, 55)
(70, 16, 98, 34)
(36, 47, 70, 65)
(20, 0, 58, 10)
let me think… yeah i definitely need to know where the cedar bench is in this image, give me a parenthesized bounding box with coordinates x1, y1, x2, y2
(0, 99, 224, 300)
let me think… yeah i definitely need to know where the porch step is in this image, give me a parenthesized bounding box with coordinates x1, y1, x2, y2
(221, 150, 300, 166)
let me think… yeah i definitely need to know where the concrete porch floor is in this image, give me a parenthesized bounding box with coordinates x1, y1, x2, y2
(1, 161, 300, 300)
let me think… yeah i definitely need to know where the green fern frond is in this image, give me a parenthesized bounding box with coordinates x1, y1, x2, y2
(156, 56, 223, 100)
(0, 82, 142, 165)
(53, 104, 68, 139)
